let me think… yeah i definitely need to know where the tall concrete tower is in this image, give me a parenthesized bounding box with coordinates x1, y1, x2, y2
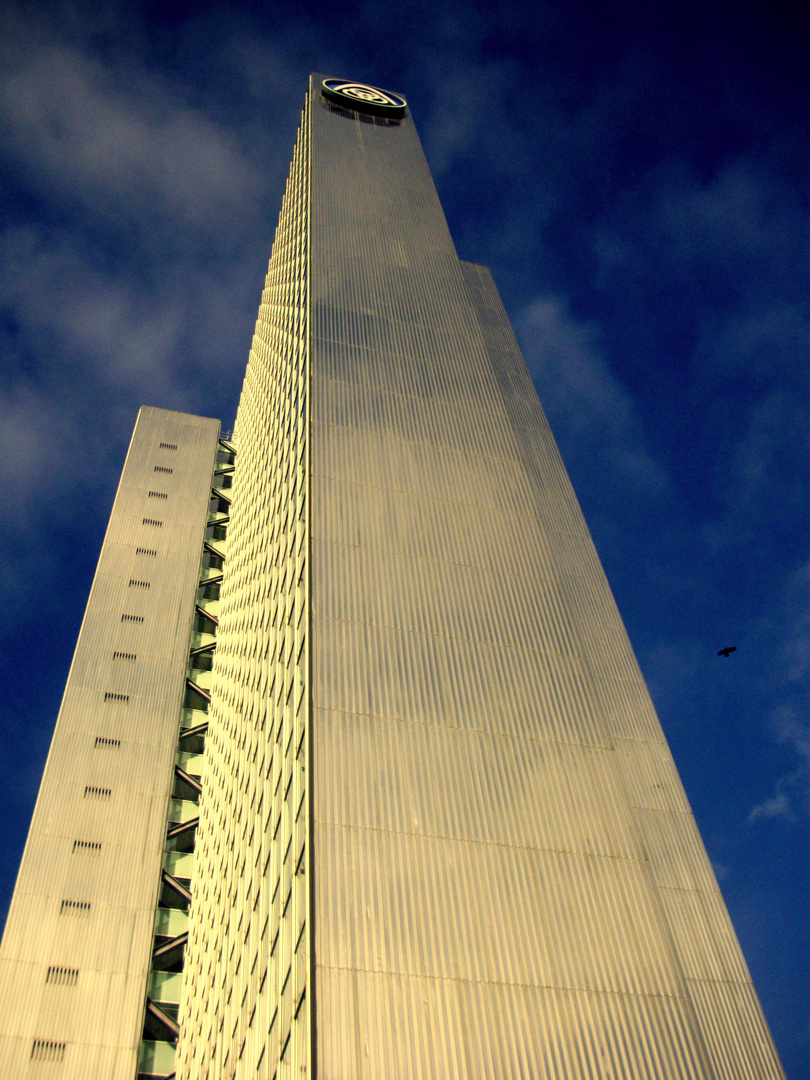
(0, 75, 785, 1080)
(0, 407, 227, 1077)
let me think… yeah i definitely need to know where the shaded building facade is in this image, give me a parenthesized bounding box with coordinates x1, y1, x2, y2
(0, 75, 786, 1080)
(0, 408, 229, 1076)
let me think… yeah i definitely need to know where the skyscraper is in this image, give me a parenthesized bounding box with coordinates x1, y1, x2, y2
(0, 74, 786, 1080)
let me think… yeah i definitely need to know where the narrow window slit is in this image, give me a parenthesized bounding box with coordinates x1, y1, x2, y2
(94, 737, 121, 750)
(84, 786, 112, 801)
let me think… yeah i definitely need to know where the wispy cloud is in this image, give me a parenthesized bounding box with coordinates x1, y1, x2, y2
(748, 715, 809, 823)
(0, 39, 263, 236)
(0, 225, 182, 392)
(749, 563, 810, 822)
(749, 791, 791, 823)
(517, 294, 670, 501)
(0, 3, 304, 620)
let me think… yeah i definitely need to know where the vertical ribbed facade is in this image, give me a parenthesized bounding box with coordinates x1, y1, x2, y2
(175, 99, 311, 1080)
(304, 73, 784, 1079)
(461, 262, 784, 1080)
(2, 74, 786, 1080)
(0, 407, 219, 1079)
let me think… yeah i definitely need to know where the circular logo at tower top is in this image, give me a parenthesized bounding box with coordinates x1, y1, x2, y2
(322, 79, 407, 118)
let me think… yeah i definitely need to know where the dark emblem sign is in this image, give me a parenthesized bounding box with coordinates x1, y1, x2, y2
(322, 79, 407, 118)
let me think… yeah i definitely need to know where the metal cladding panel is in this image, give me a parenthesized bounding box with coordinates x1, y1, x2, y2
(0, 406, 219, 1078)
(461, 261, 783, 1077)
(316, 966, 711, 1080)
(308, 78, 785, 1079)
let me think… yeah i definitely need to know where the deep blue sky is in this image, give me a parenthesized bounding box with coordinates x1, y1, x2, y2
(1, 0, 808, 1074)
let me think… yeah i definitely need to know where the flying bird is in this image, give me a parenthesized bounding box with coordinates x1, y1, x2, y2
(718, 646, 737, 657)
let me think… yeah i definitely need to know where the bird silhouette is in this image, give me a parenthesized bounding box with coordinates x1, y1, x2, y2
(718, 646, 736, 657)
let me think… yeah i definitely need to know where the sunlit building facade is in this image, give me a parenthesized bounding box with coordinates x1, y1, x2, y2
(0, 75, 786, 1080)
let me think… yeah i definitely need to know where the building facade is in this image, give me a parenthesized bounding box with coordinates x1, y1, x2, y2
(0, 408, 231, 1076)
(0, 75, 786, 1080)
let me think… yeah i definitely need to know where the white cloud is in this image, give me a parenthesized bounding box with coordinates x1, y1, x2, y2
(0, 5, 308, 526)
(703, 303, 810, 382)
(749, 568, 810, 822)
(0, 385, 72, 506)
(419, 56, 519, 177)
(718, 389, 808, 519)
(517, 294, 670, 499)
(748, 793, 791, 822)
(0, 39, 262, 234)
(0, 225, 184, 393)
(660, 162, 780, 265)
(0, 8, 298, 623)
